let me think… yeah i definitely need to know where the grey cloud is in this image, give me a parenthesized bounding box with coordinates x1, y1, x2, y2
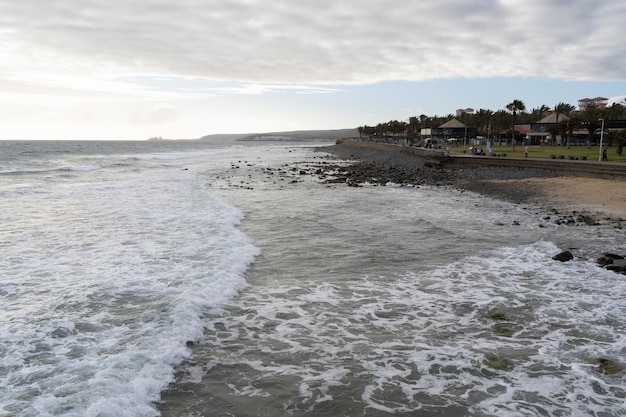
(1, 0, 624, 84)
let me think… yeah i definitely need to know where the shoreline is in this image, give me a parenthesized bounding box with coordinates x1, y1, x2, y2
(313, 143, 626, 229)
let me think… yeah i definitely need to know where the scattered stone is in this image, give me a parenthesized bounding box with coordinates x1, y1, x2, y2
(597, 253, 626, 275)
(589, 357, 625, 375)
(605, 264, 626, 273)
(313, 143, 619, 228)
(489, 310, 509, 321)
(576, 214, 599, 225)
(552, 251, 574, 262)
(484, 354, 514, 370)
(492, 323, 518, 337)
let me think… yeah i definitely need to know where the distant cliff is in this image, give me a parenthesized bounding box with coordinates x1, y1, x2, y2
(200, 128, 359, 142)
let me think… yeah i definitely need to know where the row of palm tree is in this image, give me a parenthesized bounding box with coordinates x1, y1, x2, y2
(358, 100, 626, 154)
(550, 102, 626, 152)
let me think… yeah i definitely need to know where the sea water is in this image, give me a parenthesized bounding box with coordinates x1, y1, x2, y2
(1, 140, 259, 416)
(1, 140, 625, 417)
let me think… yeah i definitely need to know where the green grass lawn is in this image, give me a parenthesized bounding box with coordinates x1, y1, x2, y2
(450, 144, 625, 162)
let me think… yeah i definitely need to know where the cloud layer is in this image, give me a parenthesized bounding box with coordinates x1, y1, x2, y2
(2, 0, 625, 85)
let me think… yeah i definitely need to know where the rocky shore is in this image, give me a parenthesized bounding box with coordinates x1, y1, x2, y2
(215, 141, 625, 274)
(310, 142, 625, 230)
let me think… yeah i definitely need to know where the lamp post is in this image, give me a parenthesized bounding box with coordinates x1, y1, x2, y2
(598, 118, 605, 161)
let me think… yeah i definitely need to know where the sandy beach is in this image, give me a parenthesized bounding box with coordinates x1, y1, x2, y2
(487, 177, 626, 221)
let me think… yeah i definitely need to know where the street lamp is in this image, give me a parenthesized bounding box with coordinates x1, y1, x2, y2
(598, 119, 605, 161)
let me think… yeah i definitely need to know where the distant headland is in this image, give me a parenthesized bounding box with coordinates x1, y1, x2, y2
(198, 128, 359, 142)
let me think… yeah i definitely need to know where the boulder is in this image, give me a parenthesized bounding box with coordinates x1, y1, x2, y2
(597, 253, 626, 275)
(552, 251, 574, 262)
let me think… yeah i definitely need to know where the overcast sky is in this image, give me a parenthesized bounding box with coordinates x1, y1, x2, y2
(1, 0, 625, 140)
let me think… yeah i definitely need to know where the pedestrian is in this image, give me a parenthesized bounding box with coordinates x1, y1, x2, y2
(602, 148, 608, 161)
(524, 146, 529, 158)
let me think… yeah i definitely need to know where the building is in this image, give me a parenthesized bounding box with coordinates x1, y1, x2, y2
(578, 97, 608, 109)
(455, 108, 474, 117)
(421, 118, 477, 146)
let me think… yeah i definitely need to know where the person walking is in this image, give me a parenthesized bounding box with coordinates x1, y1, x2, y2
(524, 145, 529, 158)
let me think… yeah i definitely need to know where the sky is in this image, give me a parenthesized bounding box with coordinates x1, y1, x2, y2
(1, 0, 625, 140)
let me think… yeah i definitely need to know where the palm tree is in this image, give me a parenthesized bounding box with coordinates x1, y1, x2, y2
(565, 115, 583, 149)
(492, 110, 510, 146)
(553, 102, 576, 146)
(506, 99, 526, 150)
(531, 105, 551, 123)
(407, 116, 420, 144)
(614, 129, 626, 156)
(580, 105, 603, 148)
(539, 104, 550, 120)
(475, 108, 494, 138)
(549, 123, 562, 146)
(605, 103, 625, 120)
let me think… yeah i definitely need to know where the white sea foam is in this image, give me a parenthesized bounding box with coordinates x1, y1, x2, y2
(5, 141, 625, 417)
(186, 178, 626, 417)
(0, 143, 261, 416)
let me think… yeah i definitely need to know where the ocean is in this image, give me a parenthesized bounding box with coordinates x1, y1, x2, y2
(1, 139, 625, 417)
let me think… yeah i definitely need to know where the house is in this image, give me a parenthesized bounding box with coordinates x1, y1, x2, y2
(533, 112, 567, 128)
(421, 118, 477, 146)
(522, 112, 589, 145)
(455, 108, 475, 117)
(578, 97, 608, 109)
(514, 124, 549, 145)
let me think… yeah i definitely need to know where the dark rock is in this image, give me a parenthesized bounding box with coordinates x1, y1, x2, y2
(590, 357, 625, 375)
(605, 265, 626, 273)
(597, 256, 613, 266)
(312, 143, 618, 229)
(598, 254, 626, 275)
(484, 354, 514, 370)
(577, 215, 599, 225)
(552, 251, 574, 262)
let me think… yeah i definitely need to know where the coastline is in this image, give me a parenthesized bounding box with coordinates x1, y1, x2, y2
(157, 141, 626, 416)
(461, 177, 626, 223)
(314, 142, 626, 229)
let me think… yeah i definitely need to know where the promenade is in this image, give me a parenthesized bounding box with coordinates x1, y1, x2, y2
(338, 140, 626, 181)
(442, 153, 626, 181)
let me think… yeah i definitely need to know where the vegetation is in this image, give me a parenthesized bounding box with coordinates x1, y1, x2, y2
(448, 144, 624, 161)
(506, 99, 526, 151)
(358, 100, 626, 157)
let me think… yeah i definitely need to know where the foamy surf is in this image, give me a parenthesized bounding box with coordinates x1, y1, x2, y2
(163, 241, 626, 416)
(160, 146, 626, 416)
(0, 141, 260, 416)
(2, 140, 624, 417)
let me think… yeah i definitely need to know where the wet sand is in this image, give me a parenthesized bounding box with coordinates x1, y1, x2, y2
(493, 176, 626, 220)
